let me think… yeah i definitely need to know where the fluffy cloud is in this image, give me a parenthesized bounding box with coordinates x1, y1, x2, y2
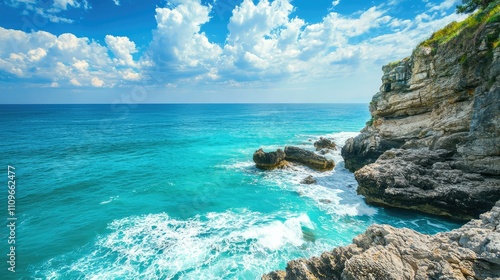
(0, 27, 140, 87)
(0, 0, 468, 90)
(91, 77, 104, 87)
(105, 35, 138, 66)
(144, 0, 222, 81)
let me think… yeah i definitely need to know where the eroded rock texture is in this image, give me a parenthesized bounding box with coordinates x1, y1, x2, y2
(342, 22, 500, 219)
(262, 201, 500, 280)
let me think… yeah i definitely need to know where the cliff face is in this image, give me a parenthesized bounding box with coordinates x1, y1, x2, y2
(262, 200, 500, 280)
(341, 21, 500, 220)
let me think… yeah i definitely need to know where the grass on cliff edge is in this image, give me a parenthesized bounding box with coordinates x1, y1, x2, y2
(420, 1, 500, 48)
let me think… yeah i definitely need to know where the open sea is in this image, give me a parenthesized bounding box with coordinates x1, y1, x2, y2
(0, 104, 462, 279)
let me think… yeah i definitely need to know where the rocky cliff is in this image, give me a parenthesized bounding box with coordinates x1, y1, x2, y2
(262, 11, 500, 280)
(262, 200, 500, 280)
(341, 19, 500, 220)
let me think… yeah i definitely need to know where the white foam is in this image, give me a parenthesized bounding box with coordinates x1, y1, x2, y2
(42, 210, 329, 279)
(216, 160, 255, 171)
(256, 131, 377, 218)
(100, 196, 119, 205)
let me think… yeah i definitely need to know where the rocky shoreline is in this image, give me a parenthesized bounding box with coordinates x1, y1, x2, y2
(263, 201, 500, 280)
(262, 15, 500, 280)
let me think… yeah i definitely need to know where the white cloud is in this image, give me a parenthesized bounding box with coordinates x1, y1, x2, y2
(27, 48, 47, 61)
(332, 0, 340, 7)
(105, 35, 138, 66)
(428, 0, 460, 12)
(0, 0, 469, 92)
(0, 27, 139, 87)
(70, 78, 81, 86)
(53, 0, 86, 10)
(144, 0, 222, 80)
(113, 0, 120, 6)
(123, 70, 141, 81)
(72, 59, 89, 72)
(91, 77, 104, 87)
(6, 0, 90, 24)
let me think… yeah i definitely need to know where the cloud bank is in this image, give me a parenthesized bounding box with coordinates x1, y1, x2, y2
(0, 0, 466, 90)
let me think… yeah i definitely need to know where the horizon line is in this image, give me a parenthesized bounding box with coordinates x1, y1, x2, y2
(0, 102, 369, 105)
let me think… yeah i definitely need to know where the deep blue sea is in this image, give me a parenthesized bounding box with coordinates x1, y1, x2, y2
(0, 104, 462, 279)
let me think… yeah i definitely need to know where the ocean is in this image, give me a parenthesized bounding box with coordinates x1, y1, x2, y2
(0, 104, 462, 279)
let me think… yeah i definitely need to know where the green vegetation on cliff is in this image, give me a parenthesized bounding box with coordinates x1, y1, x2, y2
(420, 1, 500, 48)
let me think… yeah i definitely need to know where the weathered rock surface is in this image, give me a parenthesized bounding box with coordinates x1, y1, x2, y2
(314, 137, 337, 151)
(253, 147, 335, 171)
(253, 148, 288, 170)
(300, 175, 317, 185)
(262, 201, 500, 280)
(355, 148, 500, 220)
(341, 21, 500, 219)
(285, 146, 335, 171)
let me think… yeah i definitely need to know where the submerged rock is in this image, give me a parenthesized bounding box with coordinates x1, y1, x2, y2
(300, 175, 316, 184)
(262, 201, 500, 280)
(285, 146, 335, 171)
(314, 137, 337, 151)
(253, 148, 287, 170)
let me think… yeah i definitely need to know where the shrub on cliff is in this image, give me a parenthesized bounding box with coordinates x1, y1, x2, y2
(457, 0, 496, 14)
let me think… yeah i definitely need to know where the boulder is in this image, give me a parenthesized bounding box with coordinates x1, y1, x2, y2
(314, 137, 337, 151)
(300, 175, 316, 184)
(284, 146, 335, 171)
(253, 148, 287, 170)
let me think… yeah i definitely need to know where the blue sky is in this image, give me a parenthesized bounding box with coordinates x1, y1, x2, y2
(0, 0, 466, 104)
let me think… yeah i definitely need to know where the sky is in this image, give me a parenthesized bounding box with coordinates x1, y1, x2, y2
(0, 0, 467, 104)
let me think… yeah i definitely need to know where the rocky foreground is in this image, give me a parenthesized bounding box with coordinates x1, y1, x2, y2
(263, 201, 500, 280)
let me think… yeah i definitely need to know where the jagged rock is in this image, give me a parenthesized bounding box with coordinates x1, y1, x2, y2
(300, 175, 316, 184)
(342, 128, 404, 172)
(253, 148, 287, 170)
(341, 20, 500, 218)
(262, 201, 500, 280)
(285, 146, 335, 171)
(355, 148, 500, 220)
(314, 137, 337, 151)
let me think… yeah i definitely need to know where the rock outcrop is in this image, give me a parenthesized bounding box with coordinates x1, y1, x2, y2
(355, 148, 500, 220)
(262, 200, 500, 280)
(253, 148, 288, 170)
(314, 137, 337, 151)
(300, 175, 317, 185)
(341, 20, 500, 219)
(285, 146, 335, 171)
(253, 147, 335, 171)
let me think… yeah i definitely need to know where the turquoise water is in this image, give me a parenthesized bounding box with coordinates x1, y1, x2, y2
(1, 104, 462, 279)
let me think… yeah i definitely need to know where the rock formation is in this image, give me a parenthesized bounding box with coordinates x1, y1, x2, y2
(285, 146, 335, 171)
(263, 11, 500, 280)
(341, 20, 500, 219)
(262, 200, 500, 280)
(253, 148, 288, 170)
(300, 175, 317, 184)
(253, 146, 335, 171)
(314, 137, 337, 151)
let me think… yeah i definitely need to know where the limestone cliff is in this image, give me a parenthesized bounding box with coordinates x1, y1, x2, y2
(262, 200, 500, 280)
(341, 19, 500, 220)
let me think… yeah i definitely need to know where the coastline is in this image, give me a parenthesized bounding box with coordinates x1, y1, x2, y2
(263, 11, 500, 279)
